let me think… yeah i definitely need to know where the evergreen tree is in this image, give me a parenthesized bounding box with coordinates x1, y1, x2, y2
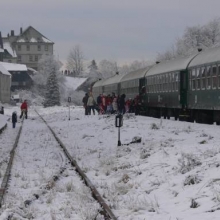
(88, 60, 98, 71)
(44, 67, 60, 107)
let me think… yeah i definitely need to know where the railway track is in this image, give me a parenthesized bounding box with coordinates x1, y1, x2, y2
(0, 111, 117, 220)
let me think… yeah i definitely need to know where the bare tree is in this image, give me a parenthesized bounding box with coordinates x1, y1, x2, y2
(67, 45, 84, 76)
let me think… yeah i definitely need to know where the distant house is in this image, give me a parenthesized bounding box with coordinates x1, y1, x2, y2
(0, 62, 32, 91)
(1, 26, 54, 70)
(0, 63, 11, 103)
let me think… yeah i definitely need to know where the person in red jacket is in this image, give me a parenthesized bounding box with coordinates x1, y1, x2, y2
(20, 100, 28, 119)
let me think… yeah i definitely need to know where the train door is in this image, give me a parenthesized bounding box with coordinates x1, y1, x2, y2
(180, 70, 188, 109)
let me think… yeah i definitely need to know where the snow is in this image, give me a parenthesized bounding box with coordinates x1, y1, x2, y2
(17, 39, 25, 42)
(3, 42, 16, 57)
(120, 66, 151, 82)
(1, 105, 220, 219)
(42, 37, 53, 43)
(189, 46, 220, 68)
(30, 38, 37, 43)
(0, 62, 27, 71)
(0, 64, 11, 76)
(147, 53, 198, 76)
(64, 76, 87, 90)
(0, 114, 8, 129)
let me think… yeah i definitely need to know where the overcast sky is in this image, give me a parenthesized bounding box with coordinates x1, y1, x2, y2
(1, 0, 220, 65)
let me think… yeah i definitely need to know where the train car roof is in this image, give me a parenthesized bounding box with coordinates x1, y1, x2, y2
(188, 46, 220, 68)
(120, 66, 152, 82)
(93, 78, 107, 88)
(102, 73, 125, 86)
(146, 54, 198, 76)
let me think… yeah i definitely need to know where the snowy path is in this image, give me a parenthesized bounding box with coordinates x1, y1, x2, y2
(0, 122, 20, 189)
(0, 112, 103, 220)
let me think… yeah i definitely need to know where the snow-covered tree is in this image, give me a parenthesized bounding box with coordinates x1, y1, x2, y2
(88, 60, 98, 71)
(44, 67, 60, 107)
(32, 55, 66, 103)
(67, 45, 84, 76)
(98, 60, 118, 78)
(156, 18, 220, 61)
(85, 59, 102, 79)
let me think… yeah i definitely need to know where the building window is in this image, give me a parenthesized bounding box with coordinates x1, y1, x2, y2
(38, 45, 41, 51)
(18, 45, 21, 51)
(45, 45, 48, 51)
(29, 55, 33, 62)
(35, 55, 38, 61)
(27, 45, 30, 51)
(18, 55, 21, 62)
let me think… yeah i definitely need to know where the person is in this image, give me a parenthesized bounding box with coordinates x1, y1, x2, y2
(12, 111, 17, 128)
(20, 100, 28, 119)
(112, 95, 118, 114)
(97, 94, 102, 106)
(87, 94, 96, 115)
(82, 93, 89, 115)
(119, 94, 126, 114)
(106, 94, 113, 114)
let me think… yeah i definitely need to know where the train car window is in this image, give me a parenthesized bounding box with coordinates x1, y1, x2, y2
(201, 67, 206, 90)
(192, 69, 196, 90)
(218, 65, 220, 89)
(167, 73, 170, 92)
(189, 70, 192, 90)
(175, 73, 178, 91)
(212, 65, 217, 89)
(206, 66, 211, 89)
(196, 68, 201, 90)
(172, 73, 175, 91)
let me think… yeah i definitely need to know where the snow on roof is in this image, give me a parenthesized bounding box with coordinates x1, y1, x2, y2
(17, 39, 25, 42)
(65, 76, 87, 91)
(0, 63, 11, 76)
(189, 46, 220, 68)
(120, 66, 152, 83)
(0, 48, 4, 52)
(3, 42, 17, 57)
(102, 74, 125, 86)
(27, 67, 38, 73)
(0, 62, 27, 71)
(30, 38, 37, 43)
(146, 54, 198, 76)
(93, 78, 107, 88)
(42, 37, 52, 43)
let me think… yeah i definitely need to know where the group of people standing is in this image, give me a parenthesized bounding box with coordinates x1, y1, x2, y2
(82, 92, 141, 115)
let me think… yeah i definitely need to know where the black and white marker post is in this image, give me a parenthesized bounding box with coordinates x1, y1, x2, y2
(115, 114, 123, 146)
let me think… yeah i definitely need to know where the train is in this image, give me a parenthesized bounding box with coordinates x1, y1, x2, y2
(92, 45, 220, 124)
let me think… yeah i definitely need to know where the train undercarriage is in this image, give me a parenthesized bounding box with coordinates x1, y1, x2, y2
(139, 105, 220, 125)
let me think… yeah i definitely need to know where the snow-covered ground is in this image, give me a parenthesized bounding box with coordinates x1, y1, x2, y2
(1, 105, 220, 219)
(64, 76, 87, 91)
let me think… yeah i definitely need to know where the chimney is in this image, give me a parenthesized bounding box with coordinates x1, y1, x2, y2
(198, 48, 202, 52)
(11, 30, 14, 36)
(20, 27, 23, 34)
(156, 61, 160, 64)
